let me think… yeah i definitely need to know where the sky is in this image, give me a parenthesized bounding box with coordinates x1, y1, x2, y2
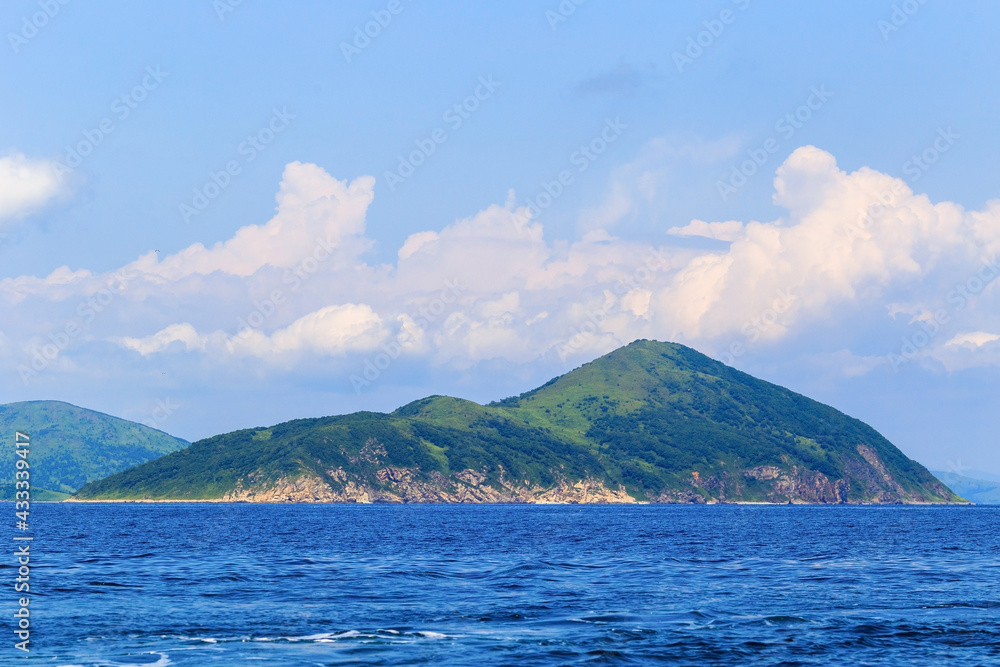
(2, 0, 999, 475)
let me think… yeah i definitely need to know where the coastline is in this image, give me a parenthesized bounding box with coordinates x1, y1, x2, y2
(57, 498, 976, 506)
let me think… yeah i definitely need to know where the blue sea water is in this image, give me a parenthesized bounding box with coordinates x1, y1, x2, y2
(5, 504, 1000, 666)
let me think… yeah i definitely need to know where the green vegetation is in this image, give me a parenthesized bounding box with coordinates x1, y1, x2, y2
(931, 471, 1000, 505)
(75, 341, 961, 503)
(0, 401, 188, 498)
(0, 484, 71, 501)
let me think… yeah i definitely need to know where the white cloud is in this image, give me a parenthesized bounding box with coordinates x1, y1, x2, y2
(125, 161, 374, 281)
(578, 180, 634, 232)
(621, 288, 652, 318)
(668, 219, 745, 242)
(119, 323, 207, 356)
(656, 146, 989, 343)
(119, 304, 387, 360)
(398, 231, 439, 260)
(946, 331, 1000, 348)
(268, 304, 386, 355)
(0, 152, 64, 225)
(575, 135, 743, 234)
(0, 266, 93, 304)
(7, 145, 1000, 387)
(926, 330, 1000, 372)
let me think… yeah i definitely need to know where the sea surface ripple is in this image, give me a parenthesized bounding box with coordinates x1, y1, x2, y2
(9, 503, 1000, 666)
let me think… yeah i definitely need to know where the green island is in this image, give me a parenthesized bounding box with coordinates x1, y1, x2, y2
(0, 400, 188, 500)
(72, 340, 961, 504)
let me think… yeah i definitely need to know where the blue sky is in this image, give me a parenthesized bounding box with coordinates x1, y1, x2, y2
(2, 0, 999, 475)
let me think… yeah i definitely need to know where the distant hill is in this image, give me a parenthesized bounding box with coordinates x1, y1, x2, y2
(949, 469, 1000, 484)
(0, 401, 189, 498)
(930, 471, 1000, 505)
(75, 341, 960, 504)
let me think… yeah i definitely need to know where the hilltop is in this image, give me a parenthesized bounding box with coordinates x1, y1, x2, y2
(74, 341, 960, 504)
(0, 401, 189, 499)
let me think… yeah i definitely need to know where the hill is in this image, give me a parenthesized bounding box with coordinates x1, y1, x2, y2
(74, 341, 961, 504)
(931, 471, 1000, 505)
(0, 400, 189, 498)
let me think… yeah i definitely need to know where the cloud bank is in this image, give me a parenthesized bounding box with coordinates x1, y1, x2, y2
(0, 152, 64, 227)
(3, 146, 999, 392)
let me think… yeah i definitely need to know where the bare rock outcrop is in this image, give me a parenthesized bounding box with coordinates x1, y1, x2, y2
(222, 467, 633, 504)
(217, 443, 946, 505)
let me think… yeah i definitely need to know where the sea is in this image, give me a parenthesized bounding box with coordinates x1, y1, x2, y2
(5, 503, 999, 666)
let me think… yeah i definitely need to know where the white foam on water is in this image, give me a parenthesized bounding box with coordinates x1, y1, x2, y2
(286, 632, 336, 642)
(315, 630, 363, 642)
(176, 635, 224, 644)
(101, 652, 172, 667)
(256, 630, 362, 643)
(416, 631, 448, 639)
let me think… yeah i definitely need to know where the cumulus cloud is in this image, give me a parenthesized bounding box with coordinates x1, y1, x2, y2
(234, 303, 387, 358)
(946, 332, 1000, 348)
(924, 330, 1000, 372)
(125, 161, 374, 281)
(661, 146, 997, 345)
(6, 146, 1000, 392)
(0, 152, 64, 226)
(398, 231, 439, 260)
(119, 323, 206, 356)
(119, 304, 387, 361)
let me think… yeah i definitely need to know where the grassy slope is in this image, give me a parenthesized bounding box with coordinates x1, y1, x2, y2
(75, 341, 959, 502)
(0, 484, 72, 501)
(75, 408, 611, 500)
(0, 400, 189, 496)
(484, 341, 954, 501)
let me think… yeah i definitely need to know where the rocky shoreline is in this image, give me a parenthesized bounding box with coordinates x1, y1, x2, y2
(64, 460, 970, 504)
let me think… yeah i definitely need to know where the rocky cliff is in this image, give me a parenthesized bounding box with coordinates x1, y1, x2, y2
(222, 467, 633, 504)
